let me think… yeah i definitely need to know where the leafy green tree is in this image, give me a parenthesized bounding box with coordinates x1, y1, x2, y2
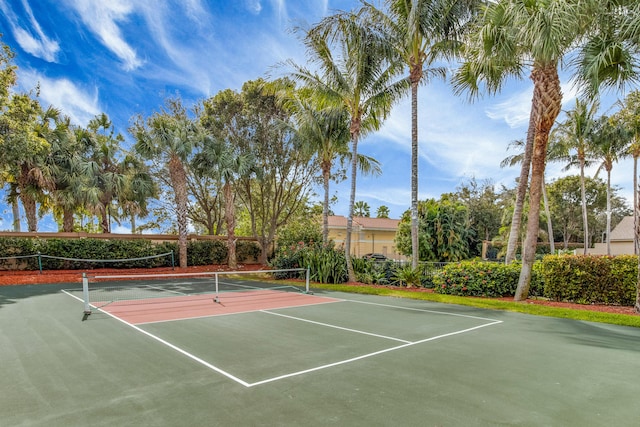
(396, 197, 471, 262)
(353, 201, 371, 217)
(193, 135, 258, 269)
(614, 91, 640, 255)
(552, 99, 600, 253)
(200, 80, 315, 263)
(1, 94, 53, 231)
(131, 99, 198, 268)
(363, 0, 481, 270)
(288, 11, 408, 281)
(591, 115, 630, 255)
(453, 0, 637, 300)
(452, 178, 503, 258)
(376, 205, 390, 218)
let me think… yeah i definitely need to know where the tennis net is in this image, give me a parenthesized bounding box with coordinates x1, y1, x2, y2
(76, 268, 310, 315)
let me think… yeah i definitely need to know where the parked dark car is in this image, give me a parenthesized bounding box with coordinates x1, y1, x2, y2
(362, 253, 387, 261)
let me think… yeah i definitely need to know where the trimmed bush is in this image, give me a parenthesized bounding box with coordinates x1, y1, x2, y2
(541, 255, 637, 306)
(432, 260, 544, 298)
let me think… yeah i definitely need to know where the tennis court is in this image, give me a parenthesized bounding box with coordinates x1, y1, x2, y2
(2, 270, 640, 426)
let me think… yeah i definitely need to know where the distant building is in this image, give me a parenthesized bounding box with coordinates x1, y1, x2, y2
(588, 216, 636, 255)
(326, 215, 406, 261)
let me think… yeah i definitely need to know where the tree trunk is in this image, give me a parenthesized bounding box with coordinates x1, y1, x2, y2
(505, 104, 535, 264)
(634, 155, 638, 255)
(579, 155, 589, 254)
(169, 155, 189, 268)
(62, 208, 75, 232)
(224, 182, 237, 269)
(345, 117, 361, 283)
(541, 176, 554, 254)
(11, 199, 20, 232)
(21, 195, 37, 232)
(606, 168, 612, 256)
(410, 79, 419, 270)
(322, 161, 331, 246)
(515, 64, 562, 301)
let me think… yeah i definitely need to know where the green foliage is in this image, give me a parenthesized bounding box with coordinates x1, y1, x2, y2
(396, 197, 472, 262)
(541, 255, 637, 305)
(392, 264, 422, 288)
(236, 240, 261, 262)
(269, 241, 347, 284)
(183, 240, 227, 266)
(432, 261, 544, 298)
(275, 218, 323, 252)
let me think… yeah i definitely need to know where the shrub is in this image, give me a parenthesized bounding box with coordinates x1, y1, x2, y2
(541, 255, 637, 306)
(432, 261, 543, 297)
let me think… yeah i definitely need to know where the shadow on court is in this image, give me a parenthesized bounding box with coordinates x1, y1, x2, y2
(2, 282, 640, 427)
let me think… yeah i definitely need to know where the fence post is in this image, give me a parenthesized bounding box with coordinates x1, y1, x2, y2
(37, 252, 43, 274)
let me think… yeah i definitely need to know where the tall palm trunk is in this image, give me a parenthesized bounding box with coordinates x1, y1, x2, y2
(63, 208, 75, 232)
(321, 160, 331, 246)
(505, 106, 535, 264)
(223, 181, 237, 269)
(634, 153, 638, 255)
(515, 64, 562, 301)
(605, 167, 612, 255)
(11, 199, 20, 232)
(541, 176, 555, 254)
(579, 153, 589, 254)
(169, 155, 189, 269)
(345, 117, 361, 283)
(410, 74, 420, 270)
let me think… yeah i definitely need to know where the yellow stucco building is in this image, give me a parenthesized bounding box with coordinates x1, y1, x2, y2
(326, 215, 406, 261)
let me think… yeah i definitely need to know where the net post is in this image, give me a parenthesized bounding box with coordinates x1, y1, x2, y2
(214, 272, 219, 303)
(305, 267, 310, 293)
(82, 273, 92, 315)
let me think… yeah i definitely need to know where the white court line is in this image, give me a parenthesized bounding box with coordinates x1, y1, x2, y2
(261, 310, 412, 344)
(135, 299, 340, 325)
(62, 289, 503, 388)
(343, 299, 502, 323)
(62, 289, 252, 387)
(248, 318, 502, 387)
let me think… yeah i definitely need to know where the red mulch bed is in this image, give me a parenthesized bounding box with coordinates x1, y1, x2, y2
(1, 266, 637, 316)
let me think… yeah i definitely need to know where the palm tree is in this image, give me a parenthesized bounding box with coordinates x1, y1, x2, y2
(287, 11, 408, 281)
(131, 99, 198, 268)
(453, 0, 632, 300)
(282, 91, 350, 245)
(193, 137, 258, 269)
(354, 201, 371, 217)
(362, 0, 481, 269)
(591, 115, 629, 255)
(500, 138, 563, 254)
(552, 99, 600, 254)
(376, 205, 390, 218)
(614, 91, 640, 255)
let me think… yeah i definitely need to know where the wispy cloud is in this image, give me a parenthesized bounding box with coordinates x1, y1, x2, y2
(20, 70, 101, 126)
(0, 0, 60, 62)
(65, 0, 142, 71)
(245, 0, 263, 14)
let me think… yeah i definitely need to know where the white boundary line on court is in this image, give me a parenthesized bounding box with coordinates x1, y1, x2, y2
(62, 290, 503, 388)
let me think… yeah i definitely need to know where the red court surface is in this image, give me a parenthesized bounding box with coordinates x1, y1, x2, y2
(98, 290, 341, 324)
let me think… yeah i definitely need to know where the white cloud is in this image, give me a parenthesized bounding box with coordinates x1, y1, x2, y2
(20, 70, 101, 126)
(0, 0, 60, 62)
(65, 0, 143, 71)
(245, 0, 263, 14)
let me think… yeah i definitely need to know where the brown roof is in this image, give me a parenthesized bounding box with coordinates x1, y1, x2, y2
(326, 215, 400, 230)
(610, 216, 634, 241)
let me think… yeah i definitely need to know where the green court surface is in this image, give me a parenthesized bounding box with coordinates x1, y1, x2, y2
(2, 281, 640, 426)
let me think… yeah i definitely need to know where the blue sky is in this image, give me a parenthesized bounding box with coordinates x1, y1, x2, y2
(0, 0, 635, 232)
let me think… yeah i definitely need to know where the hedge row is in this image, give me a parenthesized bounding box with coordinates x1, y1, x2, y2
(0, 237, 261, 270)
(432, 261, 544, 298)
(541, 255, 637, 306)
(432, 256, 638, 306)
